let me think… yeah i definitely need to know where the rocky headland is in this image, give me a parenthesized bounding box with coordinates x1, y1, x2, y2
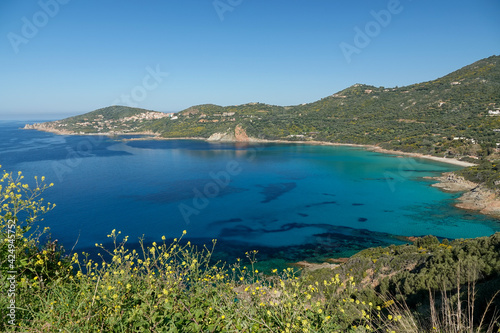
(24, 122, 76, 135)
(431, 172, 500, 218)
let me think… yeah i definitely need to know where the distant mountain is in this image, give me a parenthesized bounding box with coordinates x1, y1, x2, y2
(64, 105, 162, 121)
(24, 106, 174, 135)
(25, 55, 500, 159)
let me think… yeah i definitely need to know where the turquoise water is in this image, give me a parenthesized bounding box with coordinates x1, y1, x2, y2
(1, 121, 498, 263)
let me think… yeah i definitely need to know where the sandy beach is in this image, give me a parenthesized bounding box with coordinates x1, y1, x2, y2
(23, 123, 478, 168)
(367, 147, 477, 167)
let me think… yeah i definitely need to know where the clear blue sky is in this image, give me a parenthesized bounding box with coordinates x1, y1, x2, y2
(1, 0, 499, 120)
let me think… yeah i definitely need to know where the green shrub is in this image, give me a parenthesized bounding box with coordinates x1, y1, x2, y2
(1, 167, 499, 332)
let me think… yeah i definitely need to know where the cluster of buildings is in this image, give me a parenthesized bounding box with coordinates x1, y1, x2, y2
(71, 112, 174, 132)
(197, 112, 236, 123)
(121, 111, 174, 121)
(26, 111, 177, 134)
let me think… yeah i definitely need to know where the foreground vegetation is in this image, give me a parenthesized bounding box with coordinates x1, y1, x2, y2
(1, 169, 499, 332)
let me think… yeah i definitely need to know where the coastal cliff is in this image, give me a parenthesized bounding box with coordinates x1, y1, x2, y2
(207, 125, 261, 143)
(432, 172, 500, 218)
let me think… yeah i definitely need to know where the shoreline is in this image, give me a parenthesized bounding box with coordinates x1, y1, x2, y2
(253, 139, 476, 167)
(128, 137, 476, 167)
(367, 147, 476, 167)
(23, 126, 499, 231)
(149, 136, 477, 168)
(23, 125, 476, 167)
(20, 126, 498, 275)
(429, 173, 500, 219)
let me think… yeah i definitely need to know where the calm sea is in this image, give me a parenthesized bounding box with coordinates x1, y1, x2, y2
(1, 121, 499, 266)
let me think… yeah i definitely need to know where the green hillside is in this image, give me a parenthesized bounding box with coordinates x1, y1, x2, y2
(36, 56, 500, 159)
(149, 55, 499, 158)
(64, 105, 156, 121)
(35, 106, 171, 134)
(28, 56, 500, 190)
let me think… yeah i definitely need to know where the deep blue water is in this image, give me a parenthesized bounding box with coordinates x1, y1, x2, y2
(1, 121, 499, 265)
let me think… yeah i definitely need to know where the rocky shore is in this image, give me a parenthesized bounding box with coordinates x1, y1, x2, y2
(23, 123, 160, 137)
(24, 122, 76, 135)
(430, 172, 500, 218)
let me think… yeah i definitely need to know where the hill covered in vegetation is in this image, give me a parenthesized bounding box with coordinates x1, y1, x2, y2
(24, 56, 500, 208)
(26, 55, 500, 160)
(24, 106, 173, 135)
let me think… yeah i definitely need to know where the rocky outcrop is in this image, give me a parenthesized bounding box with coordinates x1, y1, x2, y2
(207, 132, 236, 142)
(23, 122, 74, 135)
(431, 172, 500, 218)
(24, 122, 53, 131)
(207, 125, 260, 143)
(430, 172, 477, 192)
(23, 123, 37, 130)
(234, 125, 250, 142)
(456, 187, 500, 217)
